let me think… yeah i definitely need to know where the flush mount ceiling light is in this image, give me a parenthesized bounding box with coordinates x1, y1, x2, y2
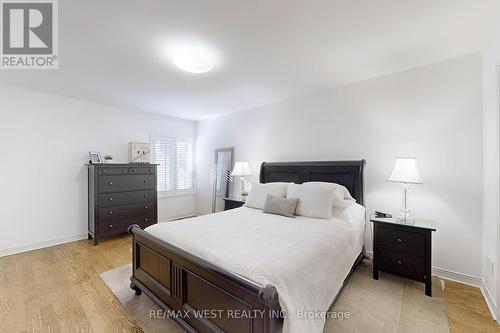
(173, 49, 215, 74)
(159, 38, 218, 74)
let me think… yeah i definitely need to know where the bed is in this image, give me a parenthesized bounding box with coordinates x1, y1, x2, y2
(128, 160, 366, 333)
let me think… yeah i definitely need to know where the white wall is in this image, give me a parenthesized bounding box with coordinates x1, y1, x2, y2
(0, 84, 196, 256)
(482, 45, 500, 319)
(196, 54, 483, 279)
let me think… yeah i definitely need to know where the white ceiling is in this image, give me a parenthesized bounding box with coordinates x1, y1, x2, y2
(1, 0, 499, 120)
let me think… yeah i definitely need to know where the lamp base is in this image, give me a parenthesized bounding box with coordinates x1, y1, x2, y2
(239, 176, 248, 201)
(396, 209, 415, 224)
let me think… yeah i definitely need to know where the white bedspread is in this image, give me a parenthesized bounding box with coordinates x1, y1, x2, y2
(146, 204, 365, 333)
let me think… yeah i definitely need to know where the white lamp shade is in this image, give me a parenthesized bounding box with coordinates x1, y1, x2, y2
(387, 157, 422, 184)
(231, 162, 252, 177)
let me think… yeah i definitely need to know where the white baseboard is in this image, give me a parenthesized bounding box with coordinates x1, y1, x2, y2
(0, 233, 88, 258)
(432, 266, 482, 288)
(481, 280, 498, 321)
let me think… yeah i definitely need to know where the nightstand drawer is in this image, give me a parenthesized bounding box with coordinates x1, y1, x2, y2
(378, 226, 425, 256)
(378, 249, 425, 281)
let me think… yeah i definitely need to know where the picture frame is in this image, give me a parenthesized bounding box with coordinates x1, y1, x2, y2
(89, 151, 104, 164)
(128, 142, 151, 163)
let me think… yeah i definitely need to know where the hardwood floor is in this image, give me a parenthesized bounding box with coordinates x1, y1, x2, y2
(443, 280, 500, 332)
(0, 235, 142, 333)
(0, 236, 498, 333)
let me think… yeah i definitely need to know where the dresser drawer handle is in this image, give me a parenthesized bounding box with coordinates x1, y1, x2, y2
(132, 169, 136, 173)
(144, 194, 148, 198)
(108, 182, 113, 185)
(144, 205, 148, 209)
(397, 238, 403, 243)
(102, 169, 107, 173)
(122, 169, 126, 173)
(108, 211, 113, 214)
(109, 224, 113, 228)
(144, 218, 148, 221)
(144, 180, 148, 183)
(397, 260, 403, 265)
(108, 197, 113, 201)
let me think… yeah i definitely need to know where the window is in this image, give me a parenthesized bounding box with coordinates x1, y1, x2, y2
(153, 136, 194, 193)
(176, 141, 193, 190)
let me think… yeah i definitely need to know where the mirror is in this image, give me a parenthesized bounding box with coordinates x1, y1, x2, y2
(212, 147, 234, 212)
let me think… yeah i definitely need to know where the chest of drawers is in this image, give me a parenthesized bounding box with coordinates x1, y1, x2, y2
(88, 164, 157, 245)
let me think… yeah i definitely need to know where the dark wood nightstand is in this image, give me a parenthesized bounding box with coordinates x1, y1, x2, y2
(371, 217, 436, 296)
(223, 198, 245, 211)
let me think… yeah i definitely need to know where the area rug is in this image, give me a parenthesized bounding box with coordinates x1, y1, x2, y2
(100, 260, 449, 333)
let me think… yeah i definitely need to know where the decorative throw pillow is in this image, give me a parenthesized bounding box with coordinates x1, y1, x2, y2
(263, 194, 299, 218)
(303, 182, 356, 208)
(244, 182, 289, 210)
(286, 183, 336, 219)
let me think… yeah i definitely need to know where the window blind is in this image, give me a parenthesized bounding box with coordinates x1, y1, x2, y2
(153, 136, 175, 191)
(152, 136, 193, 193)
(176, 141, 193, 190)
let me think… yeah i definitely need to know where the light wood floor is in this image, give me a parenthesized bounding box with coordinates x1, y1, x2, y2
(443, 280, 500, 332)
(0, 235, 498, 333)
(0, 235, 141, 332)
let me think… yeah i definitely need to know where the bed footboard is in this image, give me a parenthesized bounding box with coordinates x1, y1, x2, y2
(128, 225, 283, 333)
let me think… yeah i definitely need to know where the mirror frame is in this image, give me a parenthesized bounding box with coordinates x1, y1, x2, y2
(214, 147, 234, 199)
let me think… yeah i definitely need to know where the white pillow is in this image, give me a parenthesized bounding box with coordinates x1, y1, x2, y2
(286, 183, 335, 219)
(244, 183, 289, 210)
(304, 182, 356, 208)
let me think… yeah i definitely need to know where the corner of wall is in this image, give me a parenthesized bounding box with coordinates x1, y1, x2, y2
(481, 45, 500, 323)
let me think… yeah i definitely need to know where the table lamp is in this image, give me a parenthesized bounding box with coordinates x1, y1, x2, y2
(387, 157, 422, 223)
(231, 162, 252, 199)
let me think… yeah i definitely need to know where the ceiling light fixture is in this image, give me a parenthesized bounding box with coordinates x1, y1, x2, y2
(157, 37, 219, 74)
(173, 48, 215, 74)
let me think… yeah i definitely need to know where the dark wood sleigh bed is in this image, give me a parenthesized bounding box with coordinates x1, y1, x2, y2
(128, 160, 366, 333)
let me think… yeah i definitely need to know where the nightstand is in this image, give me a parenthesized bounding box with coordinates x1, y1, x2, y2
(371, 217, 436, 296)
(223, 198, 245, 211)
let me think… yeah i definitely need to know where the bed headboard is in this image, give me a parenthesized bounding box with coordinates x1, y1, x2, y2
(259, 160, 366, 206)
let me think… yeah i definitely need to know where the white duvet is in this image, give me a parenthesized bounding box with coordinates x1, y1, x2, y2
(146, 204, 365, 333)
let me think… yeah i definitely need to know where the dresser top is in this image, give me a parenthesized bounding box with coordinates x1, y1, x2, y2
(370, 217, 436, 231)
(85, 163, 157, 166)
